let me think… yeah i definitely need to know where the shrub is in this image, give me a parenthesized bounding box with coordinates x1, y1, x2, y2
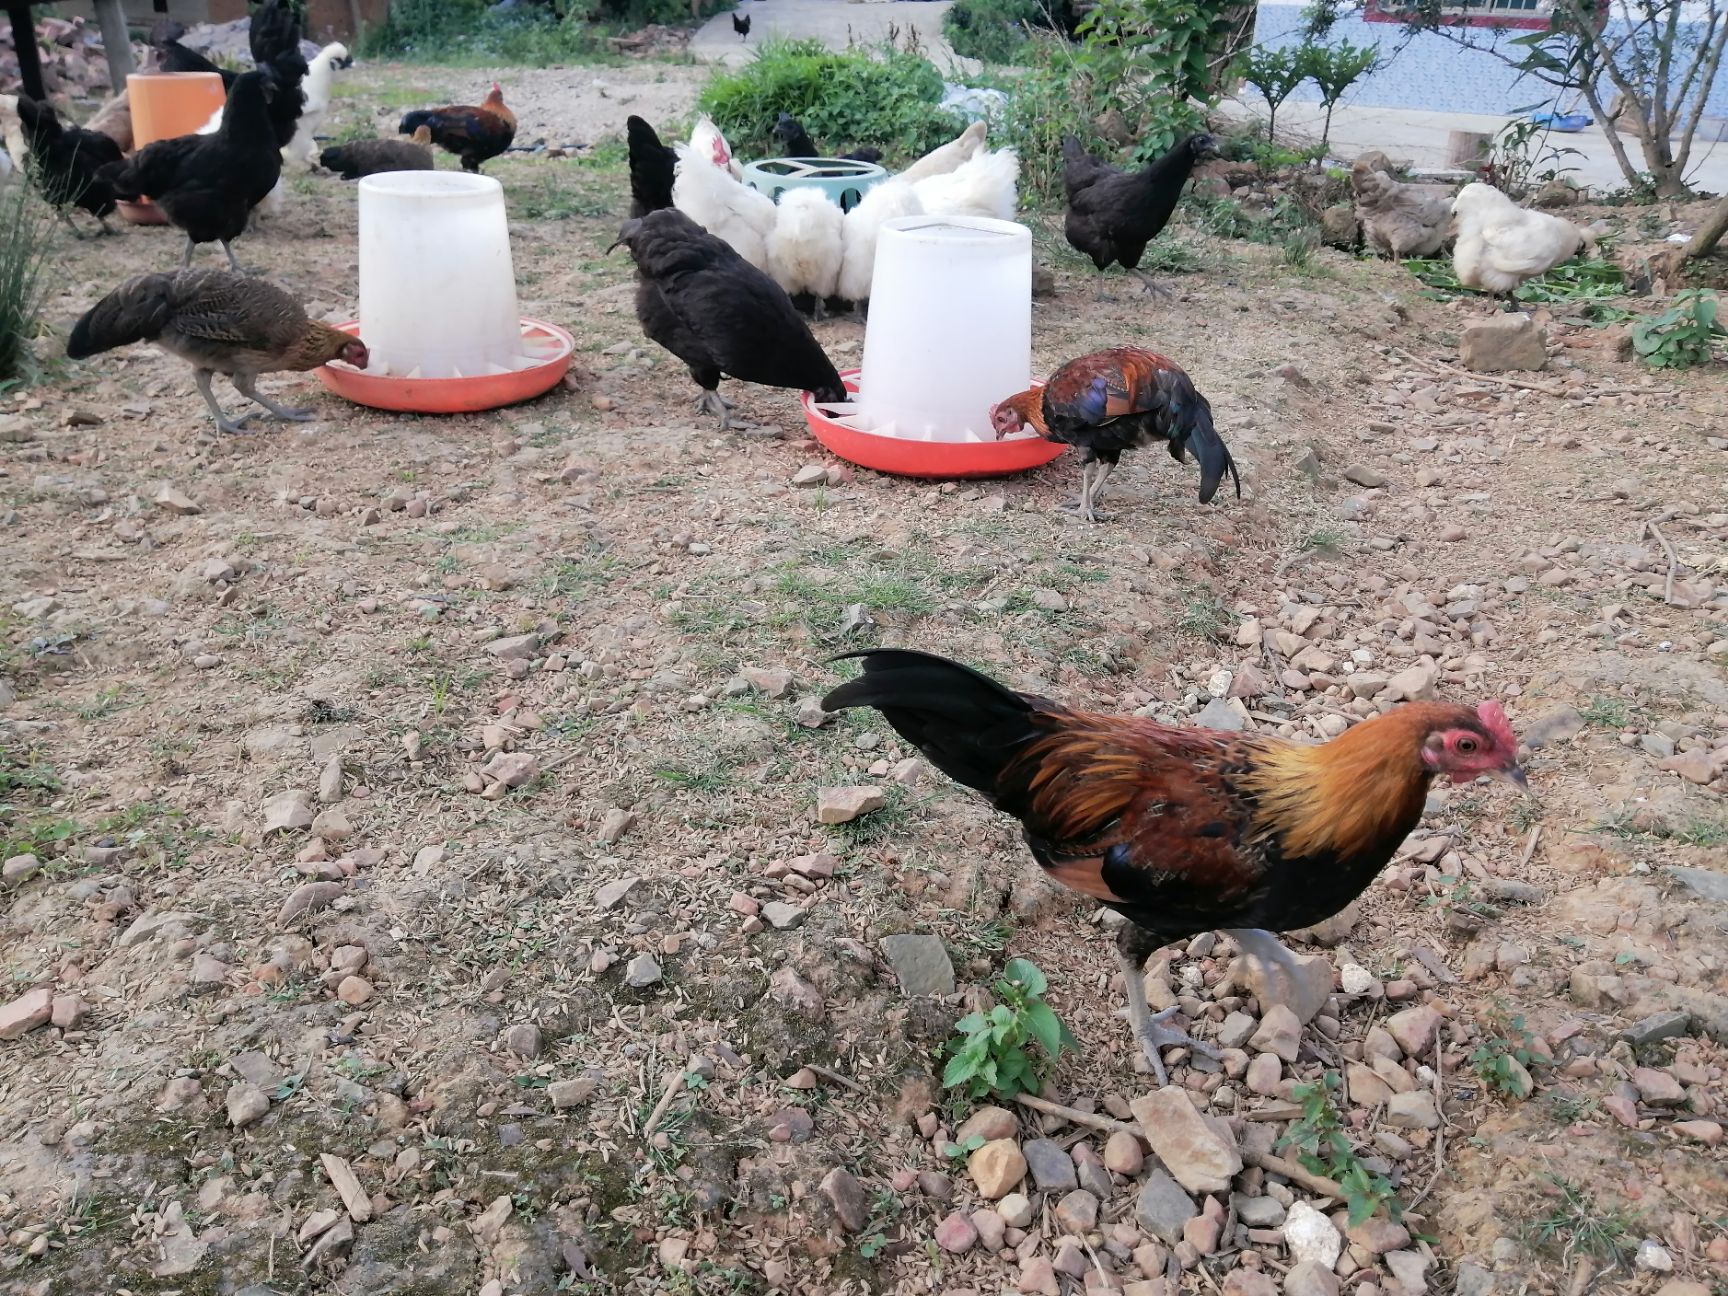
(943, 0, 1051, 65)
(0, 182, 55, 385)
(1234, 44, 1308, 142)
(1631, 289, 1723, 370)
(697, 38, 962, 161)
(360, 0, 701, 64)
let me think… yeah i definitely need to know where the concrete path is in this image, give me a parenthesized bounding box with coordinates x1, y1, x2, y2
(1221, 95, 1728, 196)
(690, 0, 964, 70)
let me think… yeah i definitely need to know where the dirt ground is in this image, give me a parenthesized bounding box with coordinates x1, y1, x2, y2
(1, 62, 1725, 1296)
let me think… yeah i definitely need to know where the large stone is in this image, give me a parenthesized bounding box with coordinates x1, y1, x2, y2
(1134, 1169, 1197, 1244)
(1240, 951, 1332, 1025)
(1283, 1200, 1342, 1268)
(934, 1211, 977, 1253)
(0, 987, 54, 1040)
(1386, 1005, 1443, 1057)
(1249, 1004, 1303, 1061)
(1385, 1091, 1441, 1129)
(2, 853, 41, 887)
(262, 790, 314, 835)
(1022, 1138, 1077, 1191)
(1131, 1088, 1242, 1195)
(1461, 314, 1548, 372)
(815, 786, 885, 824)
(1385, 662, 1440, 702)
(879, 934, 954, 996)
(967, 1139, 1027, 1199)
(1284, 1259, 1341, 1296)
(820, 1167, 866, 1233)
(957, 1106, 1018, 1144)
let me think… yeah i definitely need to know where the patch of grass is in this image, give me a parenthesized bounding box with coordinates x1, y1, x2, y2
(542, 551, 622, 599)
(1405, 256, 1627, 312)
(1173, 582, 1229, 642)
(1579, 696, 1636, 729)
(359, 0, 684, 66)
(1631, 288, 1723, 369)
(1528, 1175, 1641, 1269)
(1596, 808, 1728, 849)
(512, 174, 615, 222)
(697, 37, 963, 162)
(0, 181, 57, 384)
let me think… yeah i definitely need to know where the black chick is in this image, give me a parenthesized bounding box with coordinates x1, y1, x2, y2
(625, 115, 676, 217)
(1062, 132, 1219, 295)
(732, 11, 751, 38)
(615, 208, 846, 431)
(15, 96, 124, 236)
(100, 71, 282, 273)
(771, 112, 818, 158)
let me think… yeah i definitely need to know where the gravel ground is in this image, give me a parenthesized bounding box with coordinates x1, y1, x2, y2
(0, 60, 1725, 1296)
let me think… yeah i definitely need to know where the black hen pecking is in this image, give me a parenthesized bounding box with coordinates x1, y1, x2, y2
(1062, 133, 1219, 295)
(615, 208, 846, 431)
(15, 96, 124, 236)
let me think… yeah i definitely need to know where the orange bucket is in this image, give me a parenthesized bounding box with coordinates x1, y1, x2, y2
(128, 72, 228, 146)
(119, 72, 229, 226)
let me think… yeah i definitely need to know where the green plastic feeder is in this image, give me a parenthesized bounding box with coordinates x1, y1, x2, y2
(741, 157, 888, 212)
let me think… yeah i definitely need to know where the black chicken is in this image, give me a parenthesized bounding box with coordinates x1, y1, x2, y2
(15, 97, 124, 236)
(625, 115, 677, 218)
(771, 112, 882, 164)
(732, 11, 751, 38)
(614, 209, 846, 431)
(1062, 132, 1219, 295)
(101, 71, 282, 272)
(149, 19, 237, 86)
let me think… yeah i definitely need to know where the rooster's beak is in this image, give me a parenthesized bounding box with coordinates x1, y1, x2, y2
(1500, 764, 1532, 795)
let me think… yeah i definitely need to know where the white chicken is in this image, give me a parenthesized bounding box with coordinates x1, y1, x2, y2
(767, 187, 845, 315)
(1451, 181, 1586, 302)
(899, 120, 986, 184)
(837, 177, 923, 308)
(688, 114, 745, 180)
(911, 147, 1018, 222)
(285, 42, 349, 169)
(672, 140, 778, 271)
(0, 94, 27, 172)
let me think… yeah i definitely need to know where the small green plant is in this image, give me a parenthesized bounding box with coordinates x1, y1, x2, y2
(1235, 45, 1309, 142)
(942, 0, 1051, 64)
(0, 181, 56, 383)
(1281, 1073, 1399, 1225)
(1631, 290, 1723, 370)
(1529, 1174, 1641, 1269)
(943, 958, 1076, 1100)
(1300, 39, 1379, 146)
(1405, 255, 1626, 311)
(1471, 1009, 1537, 1100)
(1578, 695, 1635, 728)
(1488, 111, 1585, 198)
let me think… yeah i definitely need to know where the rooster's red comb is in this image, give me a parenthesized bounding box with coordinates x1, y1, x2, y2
(1475, 700, 1517, 752)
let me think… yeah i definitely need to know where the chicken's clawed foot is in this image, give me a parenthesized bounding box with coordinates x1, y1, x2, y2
(1134, 1006, 1223, 1087)
(1132, 270, 1173, 300)
(695, 388, 734, 430)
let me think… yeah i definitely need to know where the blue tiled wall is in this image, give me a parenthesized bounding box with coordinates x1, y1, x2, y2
(1254, 4, 1728, 120)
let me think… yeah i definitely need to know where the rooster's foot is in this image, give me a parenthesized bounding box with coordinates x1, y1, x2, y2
(1133, 1007, 1221, 1087)
(214, 415, 260, 436)
(1132, 271, 1173, 300)
(696, 389, 737, 430)
(1058, 497, 1111, 522)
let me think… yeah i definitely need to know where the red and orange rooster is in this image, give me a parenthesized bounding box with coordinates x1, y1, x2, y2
(400, 84, 516, 174)
(824, 650, 1526, 1083)
(990, 347, 1240, 523)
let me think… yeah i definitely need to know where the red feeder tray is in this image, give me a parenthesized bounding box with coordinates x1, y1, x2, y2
(317, 319, 575, 414)
(802, 370, 1063, 480)
(117, 197, 168, 226)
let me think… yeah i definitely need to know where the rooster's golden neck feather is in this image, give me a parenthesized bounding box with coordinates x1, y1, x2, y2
(1002, 387, 1047, 436)
(1244, 702, 1473, 861)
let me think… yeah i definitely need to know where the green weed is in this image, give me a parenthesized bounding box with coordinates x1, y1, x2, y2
(0, 181, 56, 383)
(1631, 289, 1723, 370)
(1528, 1175, 1640, 1269)
(1281, 1072, 1400, 1225)
(943, 958, 1076, 1099)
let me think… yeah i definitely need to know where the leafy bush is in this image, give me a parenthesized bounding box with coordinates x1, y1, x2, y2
(1631, 289, 1723, 369)
(1234, 45, 1307, 142)
(942, 0, 1053, 64)
(1301, 39, 1379, 145)
(361, 0, 701, 64)
(1281, 1072, 1400, 1226)
(0, 182, 55, 385)
(698, 38, 961, 161)
(942, 958, 1076, 1099)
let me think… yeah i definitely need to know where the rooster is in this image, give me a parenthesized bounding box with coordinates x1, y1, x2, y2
(400, 84, 516, 173)
(733, 11, 751, 39)
(1062, 133, 1219, 294)
(66, 269, 369, 437)
(614, 208, 846, 430)
(823, 650, 1526, 1083)
(990, 347, 1239, 522)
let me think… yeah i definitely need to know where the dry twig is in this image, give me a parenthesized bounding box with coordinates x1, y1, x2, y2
(1641, 519, 1680, 605)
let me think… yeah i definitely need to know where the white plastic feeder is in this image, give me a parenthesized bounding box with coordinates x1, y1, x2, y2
(357, 171, 532, 380)
(853, 215, 1032, 443)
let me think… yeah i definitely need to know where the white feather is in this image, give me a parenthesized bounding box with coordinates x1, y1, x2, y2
(1, 93, 30, 170)
(898, 119, 986, 184)
(687, 114, 744, 180)
(672, 141, 778, 271)
(911, 148, 1018, 223)
(1451, 182, 1585, 295)
(767, 187, 844, 300)
(284, 42, 347, 168)
(837, 177, 923, 303)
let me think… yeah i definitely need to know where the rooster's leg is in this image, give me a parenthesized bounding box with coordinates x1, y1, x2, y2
(219, 240, 244, 274)
(181, 237, 197, 268)
(695, 388, 734, 430)
(233, 373, 316, 422)
(1132, 270, 1173, 300)
(57, 210, 88, 241)
(1224, 927, 1309, 1004)
(193, 370, 255, 436)
(97, 215, 116, 237)
(1117, 933, 1220, 1087)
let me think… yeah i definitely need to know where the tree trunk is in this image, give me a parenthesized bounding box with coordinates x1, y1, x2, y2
(1685, 195, 1728, 260)
(1203, 1, 1258, 99)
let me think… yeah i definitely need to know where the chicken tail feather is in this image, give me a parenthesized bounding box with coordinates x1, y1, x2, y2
(822, 649, 1046, 795)
(67, 273, 176, 359)
(1176, 399, 1241, 504)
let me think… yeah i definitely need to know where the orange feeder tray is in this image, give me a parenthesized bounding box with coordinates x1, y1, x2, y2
(802, 371, 1063, 480)
(317, 319, 576, 414)
(118, 72, 228, 226)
